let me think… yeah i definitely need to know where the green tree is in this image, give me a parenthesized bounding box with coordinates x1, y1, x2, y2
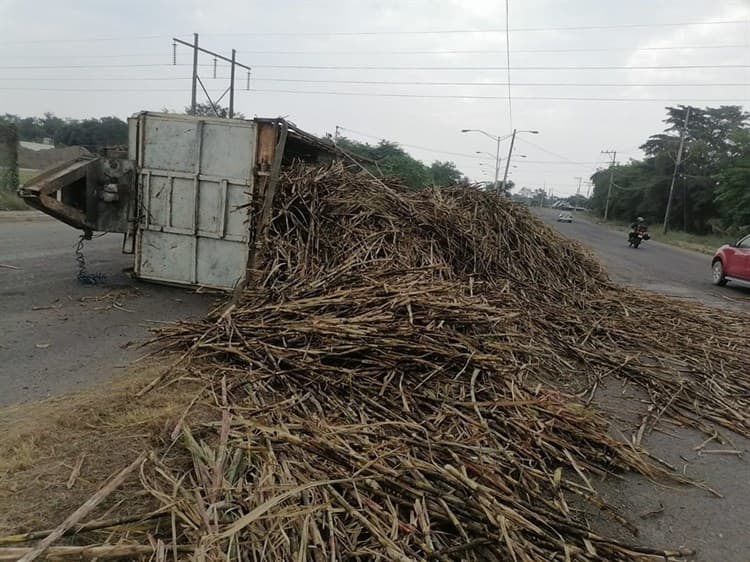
(531, 188, 547, 206)
(429, 160, 462, 186)
(590, 160, 667, 224)
(184, 102, 246, 119)
(715, 129, 750, 230)
(0, 113, 128, 149)
(591, 105, 749, 233)
(640, 105, 749, 232)
(336, 137, 462, 190)
(0, 121, 19, 193)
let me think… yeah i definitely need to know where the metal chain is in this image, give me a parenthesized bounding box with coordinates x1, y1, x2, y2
(75, 234, 106, 285)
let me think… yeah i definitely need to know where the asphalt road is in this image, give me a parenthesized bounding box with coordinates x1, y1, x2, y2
(537, 208, 750, 561)
(535, 208, 750, 313)
(0, 219, 214, 406)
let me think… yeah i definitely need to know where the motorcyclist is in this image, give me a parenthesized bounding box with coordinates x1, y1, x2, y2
(629, 217, 647, 243)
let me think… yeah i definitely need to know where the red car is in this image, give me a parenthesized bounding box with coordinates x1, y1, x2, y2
(712, 234, 750, 286)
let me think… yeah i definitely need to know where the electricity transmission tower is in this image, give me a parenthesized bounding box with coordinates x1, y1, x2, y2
(173, 34, 252, 118)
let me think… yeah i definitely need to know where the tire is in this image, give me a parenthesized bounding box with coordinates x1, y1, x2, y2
(712, 260, 727, 286)
(632, 238, 641, 249)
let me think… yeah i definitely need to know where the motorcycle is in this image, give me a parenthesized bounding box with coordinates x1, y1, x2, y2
(628, 226, 650, 248)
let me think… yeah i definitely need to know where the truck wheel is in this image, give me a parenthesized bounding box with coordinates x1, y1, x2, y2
(712, 260, 727, 286)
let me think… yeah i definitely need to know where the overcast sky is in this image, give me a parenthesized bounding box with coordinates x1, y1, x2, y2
(1, 0, 748, 195)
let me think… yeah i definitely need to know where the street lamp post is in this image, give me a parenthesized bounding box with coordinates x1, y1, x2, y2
(461, 129, 510, 193)
(476, 151, 502, 176)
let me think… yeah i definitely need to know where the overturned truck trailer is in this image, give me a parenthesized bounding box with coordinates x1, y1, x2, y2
(19, 112, 341, 290)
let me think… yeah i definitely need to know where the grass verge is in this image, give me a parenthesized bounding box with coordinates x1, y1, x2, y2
(578, 212, 735, 255)
(0, 361, 207, 535)
(0, 190, 27, 211)
(656, 230, 732, 256)
(0, 169, 39, 210)
(19, 169, 39, 185)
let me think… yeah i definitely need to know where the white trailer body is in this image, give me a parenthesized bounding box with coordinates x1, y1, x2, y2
(20, 112, 339, 290)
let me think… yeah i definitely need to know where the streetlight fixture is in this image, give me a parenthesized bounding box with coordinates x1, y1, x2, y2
(501, 130, 538, 192)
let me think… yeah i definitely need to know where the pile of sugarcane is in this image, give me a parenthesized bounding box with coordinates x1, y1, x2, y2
(5, 162, 749, 561)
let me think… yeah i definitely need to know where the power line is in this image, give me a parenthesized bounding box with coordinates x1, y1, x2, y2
(516, 137, 589, 164)
(244, 87, 749, 102)
(249, 78, 750, 87)
(1, 86, 745, 103)
(0, 35, 176, 45)
(505, 0, 513, 131)
(0, 63, 197, 69)
(0, 20, 744, 44)
(3, 63, 748, 71)
(4, 76, 749, 87)
(0, 87, 225, 92)
(236, 63, 750, 71)
(0, 53, 171, 59)
(200, 19, 748, 36)
(3, 43, 746, 59)
(516, 138, 603, 172)
(0, 76, 195, 81)
(233, 44, 750, 55)
(339, 126, 611, 166)
(338, 126, 494, 160)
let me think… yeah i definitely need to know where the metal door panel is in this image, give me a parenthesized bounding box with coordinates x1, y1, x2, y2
(197, 179, 223, 236)
(134, 113, 256, 289)
(145, 175, 172, 228)
(170, 177, 197, 230)
(142, 118, 199, 173)
(138, 230, 195, 284)
(226, 183, 251, 236)
(200, 122, 254, 179)
(195, 237, 247, 288)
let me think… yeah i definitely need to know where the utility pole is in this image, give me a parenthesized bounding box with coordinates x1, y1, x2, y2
(493, 135, 501, 194)
(601, 150, 616, 221)
(574, 177, 582, 208)
(500, 128, 538, 192)
(662, 106, 691, 234)
(190, 33, 199, 116)
(174, 35, 252, 118)
(501, 129, 517, 193)
(229, 49, 236, 118)
(334, 126, 341, 142)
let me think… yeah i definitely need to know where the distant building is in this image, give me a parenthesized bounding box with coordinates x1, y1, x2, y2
(19, 139, 55, 152)
(18, 144, 90, 171)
